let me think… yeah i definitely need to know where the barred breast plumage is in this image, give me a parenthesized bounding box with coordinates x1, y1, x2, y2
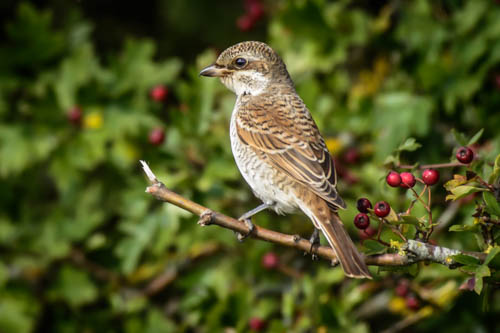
(230, 94, 298, 215)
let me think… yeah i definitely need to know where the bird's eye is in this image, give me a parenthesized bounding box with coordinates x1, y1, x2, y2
(234, 58, 247, 68)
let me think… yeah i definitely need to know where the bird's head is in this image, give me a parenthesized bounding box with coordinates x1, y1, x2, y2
(200, 41, 292, 96)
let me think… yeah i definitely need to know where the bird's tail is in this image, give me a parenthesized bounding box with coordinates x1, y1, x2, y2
(309, 199, 372, 279)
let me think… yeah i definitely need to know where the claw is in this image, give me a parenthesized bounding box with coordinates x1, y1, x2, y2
(305, 229, 320, 260)
(330, 258, 339, 267)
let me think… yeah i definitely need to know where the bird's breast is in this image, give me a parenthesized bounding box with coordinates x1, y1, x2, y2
(229, 100, 298, 215)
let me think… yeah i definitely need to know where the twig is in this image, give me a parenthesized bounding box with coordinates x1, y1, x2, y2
(140, 161, 486, 269)
(398, 162, 463, 170)
(425, 185, 434, 240)
(434, 201, 460, 234)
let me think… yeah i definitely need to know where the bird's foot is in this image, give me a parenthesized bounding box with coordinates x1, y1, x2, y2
(237, 218, 255, 242)
(304, 229, 320, 260)
(198, 209, 215, 226)
(330, 258, 339, 267)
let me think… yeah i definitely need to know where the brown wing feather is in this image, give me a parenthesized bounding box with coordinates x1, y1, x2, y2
(236, 91, 346, 210)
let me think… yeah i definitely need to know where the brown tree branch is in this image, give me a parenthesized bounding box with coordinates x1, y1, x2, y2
(140, 161, 486, 269)
(398, 161, 463, 169)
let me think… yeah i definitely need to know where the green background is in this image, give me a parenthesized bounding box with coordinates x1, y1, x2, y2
(0, 0, 499, 332)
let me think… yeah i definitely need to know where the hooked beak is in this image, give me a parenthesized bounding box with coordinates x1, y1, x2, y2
(199, 64, 226, 77)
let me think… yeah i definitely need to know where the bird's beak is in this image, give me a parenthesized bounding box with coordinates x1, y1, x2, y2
(199, 64, 226, 77)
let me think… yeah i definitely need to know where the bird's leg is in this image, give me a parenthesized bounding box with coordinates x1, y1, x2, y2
(306, 228, 320, 260)
(236, 203, 270, 241)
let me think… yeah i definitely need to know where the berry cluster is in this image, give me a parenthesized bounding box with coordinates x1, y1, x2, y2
(237, 0, 264, 32)
(386, 169, 440, 188)
(352, 146, 477, 244)
(354, 198, 392, 233)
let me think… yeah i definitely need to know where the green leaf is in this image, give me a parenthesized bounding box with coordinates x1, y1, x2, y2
(385, 207, 400, 224)
(363, 240, 386, 255)
(484, 247, 500, 265)
(5, 3, 64, 68)
(449, 224, 479, 232)
(383, 154, 398, 166)
(396, 137, 422, 152)
(47, 266, 98, 307)
(489, 154, 500, 184)
(474, 275, 483, 295)
(0, 296, 37, 333)
(460, 265, 478, 274)
(401, 224, 417, 240)
(451, 129, 468, 146)
(481, 283, 490, 312)
(474, 265, 491, 295)
(54, 42, 100, 110)
(451, 254, 480, 266)
(443, 174, 468, 191)
(446, 185, 485, 201)
(398, 215, 421, 226)
(374, 93, 432, 161)
(145, 309, 177, 333)
(483, 191, 500, 217)
(467, 128, 484, 145)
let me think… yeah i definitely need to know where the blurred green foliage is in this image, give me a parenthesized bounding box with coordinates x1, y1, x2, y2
(0, 1, 500, 332)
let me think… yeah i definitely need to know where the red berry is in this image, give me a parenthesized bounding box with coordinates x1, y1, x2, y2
(237, 15, 254, 31)
(456, 146, 474, 164)
(422, 169, 439, 185)
(149, 128, 165, 146)
(343, 148, 360, 164)
(405, 294, 420, 310)
(399, 172, 416, 188)
(261, 252, 279, 269)
(67, 106, 82, 126)
(374, 201, 390, 218)
(359, 226, 376, 240)
(249, 317, 266, 331)
(150, 85, 168, 102)
(356, 198, 372, 213)
(248, 2, 264, 20)
(354, 213, 370, 230)
(395, 279, 410, 297)
(386, 171, 401, 187)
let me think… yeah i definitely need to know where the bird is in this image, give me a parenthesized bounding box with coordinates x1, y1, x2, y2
(200, 41, 371, 279)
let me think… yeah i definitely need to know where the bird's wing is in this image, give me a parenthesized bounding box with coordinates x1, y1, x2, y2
(235, 92, 346, 210)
